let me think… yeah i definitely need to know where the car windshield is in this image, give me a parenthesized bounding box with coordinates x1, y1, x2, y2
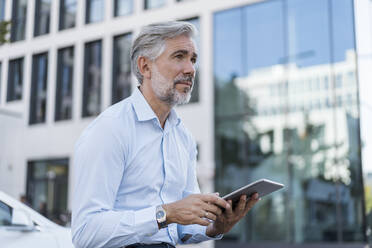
(0, 201, 12, 226)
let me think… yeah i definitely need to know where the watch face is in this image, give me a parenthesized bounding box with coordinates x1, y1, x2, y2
(156, 210, 165, 219)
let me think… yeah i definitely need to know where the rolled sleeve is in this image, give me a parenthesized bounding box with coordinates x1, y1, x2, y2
(178, 224, 223, 244)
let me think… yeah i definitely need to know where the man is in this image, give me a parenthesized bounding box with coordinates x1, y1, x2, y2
(71, 21, 259, 248)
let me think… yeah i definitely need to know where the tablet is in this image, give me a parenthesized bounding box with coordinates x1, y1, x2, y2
(222, 179, 284, 204)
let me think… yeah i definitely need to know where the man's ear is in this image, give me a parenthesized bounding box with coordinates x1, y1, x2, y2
(137, 56, 151, 80)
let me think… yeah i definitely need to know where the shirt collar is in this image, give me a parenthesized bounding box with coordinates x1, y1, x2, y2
(167, 108, 181, 127)
(130, 87, 181, 127)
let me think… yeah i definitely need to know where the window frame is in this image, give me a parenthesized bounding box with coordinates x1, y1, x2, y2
(7, 57, 24, 102)
(29, 52, 49, 125)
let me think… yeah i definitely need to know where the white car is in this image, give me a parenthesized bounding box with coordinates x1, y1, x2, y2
(0, 191, 74, 248)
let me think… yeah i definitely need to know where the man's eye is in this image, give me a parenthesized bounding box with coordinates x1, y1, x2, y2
(175, 54, 183, 59)
(191, 58, 197, 64)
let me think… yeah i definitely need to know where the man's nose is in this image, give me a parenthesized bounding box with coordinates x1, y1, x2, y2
(183, 61, 196, 76)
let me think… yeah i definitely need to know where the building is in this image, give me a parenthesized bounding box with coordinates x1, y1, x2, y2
(0, 0, 371, 247)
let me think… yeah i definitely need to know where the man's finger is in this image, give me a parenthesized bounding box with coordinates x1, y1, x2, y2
(202, 194, 229, 210)
(225, 200, 233, 217)
(201, 202, 223, 216)
(235, 195, 247, 215)
(196, 218, 211, 226)
(244, 193, 259, 214)
(205, 211, 217, 222)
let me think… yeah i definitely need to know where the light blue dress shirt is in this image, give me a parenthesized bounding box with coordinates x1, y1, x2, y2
(72, 88, 221, 248)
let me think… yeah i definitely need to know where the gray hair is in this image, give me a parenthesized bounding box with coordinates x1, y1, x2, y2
(131, 21, 197, 84)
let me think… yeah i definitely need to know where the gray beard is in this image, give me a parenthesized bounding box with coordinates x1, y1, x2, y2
(151, 65, 193, 106)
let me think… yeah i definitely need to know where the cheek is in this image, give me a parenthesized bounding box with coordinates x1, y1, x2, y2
(163, 62, 183, 79)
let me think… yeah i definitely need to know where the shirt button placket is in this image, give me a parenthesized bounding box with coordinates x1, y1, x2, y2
(161, 132, 168, 202)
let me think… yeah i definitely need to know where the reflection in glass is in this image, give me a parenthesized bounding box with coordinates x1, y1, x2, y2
(0, 63, 1, 102)
(7, 57, 24, 102)
(30, 53, 48, 125)
(59, 0, 76, 30)
(183, 17, 199, 103)
(0, 0, 5, 21)
(144, 0, 165, 10)
(27, 159, 69, 225)
(55, 46, 74, 121)
(0, 201, 12, 226)
(112, 33, 132, 104)
(214, 0, 364, 245)
(86, 0, 104, 23)
(83, 40, 101, 117)
(34, 0, 51, 36)
(10, 0, 27, 42)
(114, 0, 132, 17)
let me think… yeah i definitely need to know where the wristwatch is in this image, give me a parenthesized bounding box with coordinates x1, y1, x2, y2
(156, 205, 168, 229)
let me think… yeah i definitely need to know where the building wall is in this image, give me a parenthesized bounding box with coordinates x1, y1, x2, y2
(0, 0, 370, 247)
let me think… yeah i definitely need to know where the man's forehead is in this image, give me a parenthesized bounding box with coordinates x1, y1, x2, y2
(164, 35, 197, 54)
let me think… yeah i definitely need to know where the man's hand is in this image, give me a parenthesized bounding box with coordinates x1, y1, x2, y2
(206, 193, 260, 237)
(163, 194, 229, 226)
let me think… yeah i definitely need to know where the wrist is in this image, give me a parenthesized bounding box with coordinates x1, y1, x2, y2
(162, 203, 174, 225)
(206, 223, 222, 237)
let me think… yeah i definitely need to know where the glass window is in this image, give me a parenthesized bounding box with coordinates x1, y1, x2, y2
(112, 33, 131, 104)
(7, 57, 23, 102)
(30, 52, 48, 125)
(144, 0, 165, 10)
(0, 0, 5, 21)
(86, 0, 104, 23)
(59, 0, 76, 30)
(34, 0, 51, 36)
(55, 46, 74, 121)
(214, 0, 363, 245)
(0, 201, 12, 226)
(27, 159, 69, 225)
(83, 40, 101, 117)
(114, 0, 132, 17)
(10, 0, 27, 42)
(183, 17, 199, 104)
(0, 62, 2, 103)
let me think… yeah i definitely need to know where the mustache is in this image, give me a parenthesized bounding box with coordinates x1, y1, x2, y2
(174, 75, 194, 84)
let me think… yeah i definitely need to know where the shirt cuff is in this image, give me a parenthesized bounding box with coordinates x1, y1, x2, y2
(179, 224, 223, 244)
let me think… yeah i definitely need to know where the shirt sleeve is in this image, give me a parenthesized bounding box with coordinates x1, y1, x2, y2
(71, 117, 159, 248)
(177, 139, 223, 244)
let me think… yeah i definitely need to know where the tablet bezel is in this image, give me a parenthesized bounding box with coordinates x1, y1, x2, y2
(222, 179, 284, 203)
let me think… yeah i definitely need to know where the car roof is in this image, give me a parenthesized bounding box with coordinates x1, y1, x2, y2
(0, 191, 60, 228)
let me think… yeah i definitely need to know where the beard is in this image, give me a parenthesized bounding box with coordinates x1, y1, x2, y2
(151, 64, 194, 106)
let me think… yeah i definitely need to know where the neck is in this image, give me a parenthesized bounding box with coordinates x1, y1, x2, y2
(139, 83, 172, 129)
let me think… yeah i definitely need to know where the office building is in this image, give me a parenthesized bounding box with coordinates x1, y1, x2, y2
(0, 0, 371, 247)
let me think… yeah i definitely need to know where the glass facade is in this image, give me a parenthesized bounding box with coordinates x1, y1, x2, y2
(0, 62, 2, 103)
(184, 17, 199, 103)
(83, 40, 101, 117)
(112, 33, 132, 104)
(10, 0, 27, 42)
(26, 159, 69, 225)
(214, 0, 364, 245)
(114, 0, 132, 17)
(86, 0, 104, 24)
(144, 0, 165, 10)
(59, 0, 76, 30)
(34, 0, 51, 37)
(7, 57, 23, 102)
(0, 0, 5, 21)
(55, 46, 74, 121)
(30, 52, 48, 125)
